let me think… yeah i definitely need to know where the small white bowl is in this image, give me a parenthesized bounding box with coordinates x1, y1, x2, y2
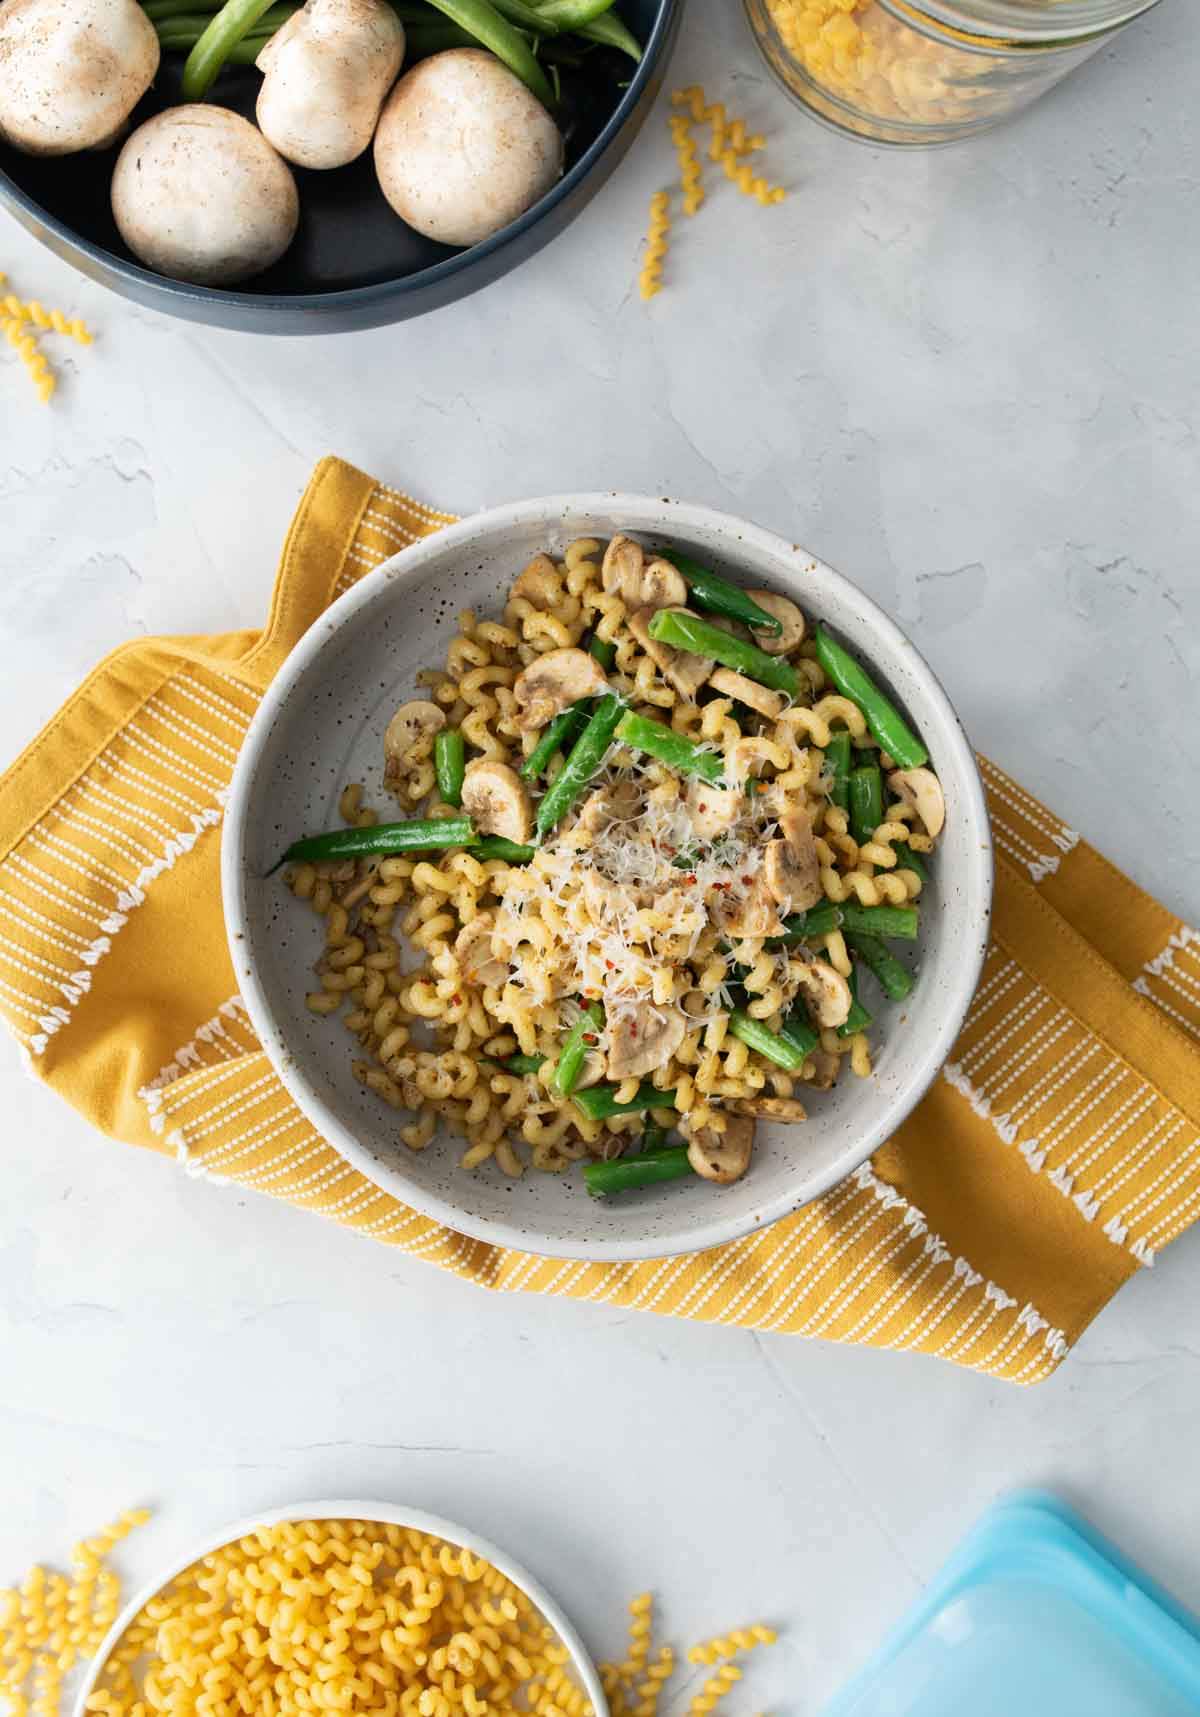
(222, 495, 993, 1262)
(73, 1500, 606, 1717)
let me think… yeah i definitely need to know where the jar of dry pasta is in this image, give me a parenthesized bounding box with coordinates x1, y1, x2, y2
(745, 0, 1162, 145)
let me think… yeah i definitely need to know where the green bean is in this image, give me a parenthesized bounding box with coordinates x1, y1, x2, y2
(404, 16, 477, 52)
(572, 1083, 677, 1121)
(181, 0, 280, 98)
(893, 841, 929, 882)
(659, 551, 782, 636)
(519, 703, 591, 781)
(485, 0, 556, 27)
(849, 764, 884, 847)
(584, 1147, 693, 1197)
(576, 11, 641, 56)
(779, 1008, 820, 1061)
(273, 816, 475, 872)
(483, 1053, 547, 1077)
(553, 1001, 604, 1097)
(614, 711, 725, 785)
(474, 836, 536, 864)
(588, 634, 617, 671)
(813, 626, 928, 771)
(534, 694, 625, 841)
(648, 610, 799, 697)
(435, 730, 466, 807)
(641, 1119, 669, 1152)
(727, 1010, 808, 1072)
(824, 730, 852, 813)
(420, 0, 555, 105)
(836, 902, 919, 940)
(772, 902, 843, 944)
(836, 963, 873, 1039)
(158, 3, 290, 36)
(846, 932, 915, 1001)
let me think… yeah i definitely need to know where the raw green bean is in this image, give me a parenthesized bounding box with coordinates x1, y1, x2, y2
(772, 902, 843, 944)
(779, 1008, 820, 1061)
(573, 1082, 677, 1121)
(849, 764, 884, 847)
(552, 1001, 604, 1097)
(614, 711, 724, 784)
(836, 963, 873, 1039)
(648, 609, 799, 697)
(435, 729, 466, 807)
(588, 634, 617, 671)
(893, 841, 929, 882)
(836, 902, 919, 940)
(660, 551, 782, 635)
(483, 1053, 547, 1077)
(404, 16, 477, 52)
(576, 11, 641, 56)
(486, 0, 556, 27)
(585, 1147, 693, 1197)
(181, 0, 279, 97)
(158, 2, 290, 35)
(846, 932, 915, 1001)
(273, 816, 475, 872)
(824, 730, 852, 813)
(421, 0, 555, 105)
(534, 0, 616, 25)
(474, 836, 536, 864)
(727, 1010, 808, 1072)
(813, 626, 928, 770)
(535, 694, 625, 840)
(519, 703, 591, 781)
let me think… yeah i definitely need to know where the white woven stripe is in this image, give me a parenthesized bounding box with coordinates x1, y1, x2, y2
(373, 484, 455, 529)
(1133, 978, 1200, 1039)
(170, 674, 256, 735)
(58, 790, 157, 866)
(1063, 1087, 1158, 1182)
(981, 762, 1079, 853)
(712, 1179, 863, 1326)
(5, 852, 110, 928)
(28, 828, 129, 895)
(121, 718, 228, 794)
(981, 1011, 1073, 1105)
(962, 992, 1054, 1080)
(757, 1191, 892, 1332)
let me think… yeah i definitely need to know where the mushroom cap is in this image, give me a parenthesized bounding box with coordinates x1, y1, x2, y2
(383, 700, 445, 768)
(602, 536, 687, 611)
(111, 106, 299, 286)
(374, 48, 562, 248)
(711, 873, 784, 940)
(794, 959, 852, 1028)
(686, 782, 742, 843)
(461, 759, 533, 845)
(256, 0, 406, 171)
(887, 767, 945, 839)
(510, 553, 560, 610)
(763, 805, 822, 914)
(746, 589, 806, 655)
(0, 0, 159, 157)
(628, 606, 711, 701)
(708, 668, 784, 721)
(727, 1094, 808, 1122)
(686, 1113, 755, 1184)
(453, 912, 508, 988)
(513, 647, 607, 731)
(606, 1004, 686, 1083)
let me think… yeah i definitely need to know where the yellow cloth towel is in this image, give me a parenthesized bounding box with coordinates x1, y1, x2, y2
(3, 458, 1198, 1385)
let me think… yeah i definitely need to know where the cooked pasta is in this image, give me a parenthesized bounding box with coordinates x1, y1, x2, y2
(285, 531, 945, 1194)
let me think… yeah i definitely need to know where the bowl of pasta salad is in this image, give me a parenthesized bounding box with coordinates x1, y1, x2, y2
(222, 495, 993, 1260)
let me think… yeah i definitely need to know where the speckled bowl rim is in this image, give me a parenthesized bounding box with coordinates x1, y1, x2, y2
(222, 493, 994, 1262)
(72, 1500, 606, 1717)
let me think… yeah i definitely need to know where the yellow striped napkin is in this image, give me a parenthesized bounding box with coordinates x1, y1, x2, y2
(2, 457, 1197, 1385)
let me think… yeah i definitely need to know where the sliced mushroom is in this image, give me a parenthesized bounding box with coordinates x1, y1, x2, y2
(763, 806, 822, 914)
(461, 760, 533, 844)
(686, 1113, 755, 1184)
(602, 536, 686, 611)
(804, 1051, 841, 1091)
(513, 647, 607, 731)
(627, 606, 711, 700)
(687, 782, 742, 843)
(794, 960, 852, 1028)
(606, 1005, 686, 1082)
(746, 589, 806, 655)
(575, 1049, 607, 1090)
(727, 1094, 808, 1122)
(384, 699, 445, 781)
(888, 767, 945, 839)
(453, 913, 508, 987)
(510, 552, 559, 609)
(711, 874, 784, 940)
(708, 668, 785, 720)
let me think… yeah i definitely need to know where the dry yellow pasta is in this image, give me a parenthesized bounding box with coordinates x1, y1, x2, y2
(638, 192, 671, 301)
(2, 317, 55, 404)
(286, 531, 944, 1194)
(667, 114, 705, 217)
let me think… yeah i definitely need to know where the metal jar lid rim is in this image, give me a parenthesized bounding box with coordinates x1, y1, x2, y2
(878, 0, 1161, 44)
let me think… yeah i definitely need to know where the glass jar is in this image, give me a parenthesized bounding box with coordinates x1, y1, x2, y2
(745, 0, 1163, 146)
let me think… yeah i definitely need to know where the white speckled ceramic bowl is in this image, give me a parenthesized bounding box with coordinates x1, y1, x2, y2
(73, 1501, 605, 1717)
(222, 495, 992, 1262)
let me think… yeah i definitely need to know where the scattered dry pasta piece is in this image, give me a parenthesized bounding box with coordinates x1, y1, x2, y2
(668, 113, 705, 215)
(638, 192, 671, 300)
(0, 296, 93, 345)
(716, 148, 786, 207)
(688, 1661, 742, 1717)
(2, 317, 55, 403)
(687, 1624, 777, 1664)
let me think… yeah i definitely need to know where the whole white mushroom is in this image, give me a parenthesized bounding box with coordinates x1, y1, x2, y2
(0, 0, 159, 156)
(111, 105, 299, 287)
(256, 0, 406, 171)
(374, 48, 563, 249)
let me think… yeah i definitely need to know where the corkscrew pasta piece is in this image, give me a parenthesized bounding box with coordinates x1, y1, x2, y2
(716, 147, 786, 207)
(2, 317, 55, 403)
(687, 1624, 778, 1664)
(638, 192, 672, 300)
(0, 296, 93, 344)
(668, 113, 705, 216)
(688, 1661, 742, 1717)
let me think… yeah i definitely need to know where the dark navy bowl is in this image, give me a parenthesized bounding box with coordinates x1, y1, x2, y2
(0, 0, 681, 334)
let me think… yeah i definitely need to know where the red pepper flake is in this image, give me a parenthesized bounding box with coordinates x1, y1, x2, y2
(605, 960, 615, 970)
(451, 993, 462, 1004)
(742, 875, 753, 886)
(630, 1025, 639, 1038)
(583, 1033, 598, 1045)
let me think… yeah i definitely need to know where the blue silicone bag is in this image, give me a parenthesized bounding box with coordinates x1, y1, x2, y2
(823, 1493, 1200, 1716)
